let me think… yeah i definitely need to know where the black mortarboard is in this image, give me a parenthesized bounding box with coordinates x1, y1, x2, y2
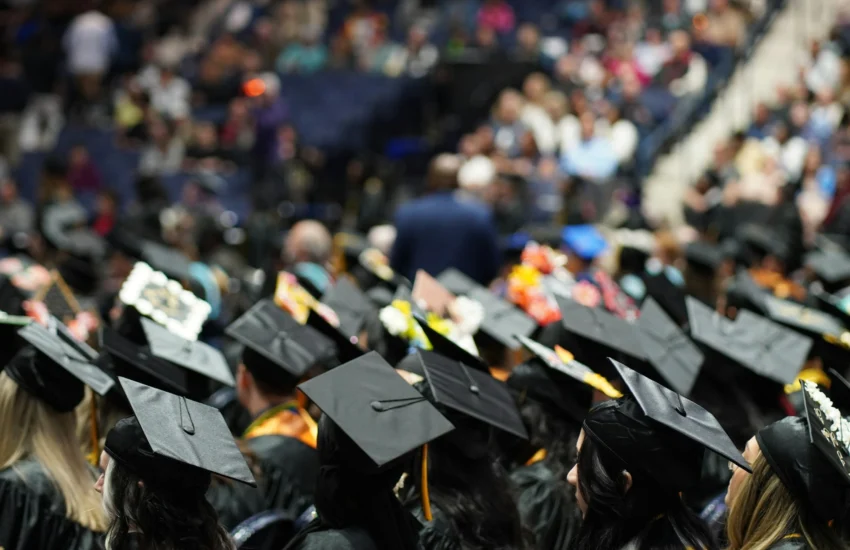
(687, 297, 812, 384)
(119, 262, 211, 342)
(685, 241, 723, 274)
(738, 224, 790, 265)
(761, 294, 845, 340)
(724, 270, 768, 315)
(640, 269, 689, 327)
(404, 349, 527, 440)
(320, 277, 375, 343)
(0, 311, 30, 367)
(412, 312, 489, 372)
(555, 296, 647, 374)
(305, 307, 365, 364)
(757, 383, 850, 524)
(226, 299, 336, 386)
(436, 268, 478, 297)
(100, 327, 191, 396)
(297, 351, 454, 469)
(806, 250, 850, 291)
(357, 247, 409, 290)
(33, 270, 83, 324)
(140, 241, 193, 283)
(140, 317, 234, 387)
(828, 368, 850, 413)
(105, 378, 256, 493)
(584, 359, 751, 492)
(6, 322, 114, 412)
(637, 298, 703, 396)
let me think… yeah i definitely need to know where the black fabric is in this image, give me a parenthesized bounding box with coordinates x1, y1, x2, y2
(0, 459, 103, 550)
(408, 504, 462, 550)
(511, 462, 580, 550)
(5, 346, 84, 413)
(284, 416, 421, 550)
(284, 521, 379, 550)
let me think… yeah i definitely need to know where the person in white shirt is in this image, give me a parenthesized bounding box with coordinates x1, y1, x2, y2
(594, 101, 639, 165)
(138, 62, 191, 121)
(63, 9, 117, 103)
(520, 73, 558, 155)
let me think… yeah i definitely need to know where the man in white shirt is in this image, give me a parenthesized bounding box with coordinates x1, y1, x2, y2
(63, 9, 117, 104)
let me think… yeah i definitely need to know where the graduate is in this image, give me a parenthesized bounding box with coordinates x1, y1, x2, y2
(0, 320, 113, 550)
(95, 378, 256, 550)
(396, 349, 528, 550)
(286, 351, 454, 550)
(567, 360, 750, 550)
(724, 381, 850, 549)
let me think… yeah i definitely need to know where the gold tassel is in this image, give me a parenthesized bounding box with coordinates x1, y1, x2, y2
(421, 444, 432, 521)
(297, 407, 319, 444)
(87, 395, 99, 466)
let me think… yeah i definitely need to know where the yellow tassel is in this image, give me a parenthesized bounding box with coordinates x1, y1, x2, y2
(421, 444, 432, 521)
(87, 394, 99, 466)
(297, 406, 319, 444)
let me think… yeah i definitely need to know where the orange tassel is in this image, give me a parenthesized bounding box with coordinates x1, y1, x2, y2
(421, 444, 432, 521)
(87, 393, 99, 466)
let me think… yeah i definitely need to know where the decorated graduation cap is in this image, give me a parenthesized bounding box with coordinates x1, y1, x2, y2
(298, 351, 454, 468)
(399, 349, 527, 440)
(687, 296, 812, 385)
(139, 317, 234, 389)
(637, 298, 703, 396)
(105, 378, 256, 494)
(321, 277, 376, 341)
(412, 312, 489, 372)
(227, 299, 336, 388)
(305, 307, 365, 364)
(561, 225, 607, 261)
(8, 321, 114, 412)
(436, 268, 478, 297)
(119, 262, 211, 342)
(583, 359, 751, 492)
(756, 381, 850, 524)
(412, 270, 456, 318)
(510, 335, 621, 423)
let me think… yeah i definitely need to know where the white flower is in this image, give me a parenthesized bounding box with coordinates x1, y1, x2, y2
(380, 306, 409, 336)
(450, 296, 485, 336)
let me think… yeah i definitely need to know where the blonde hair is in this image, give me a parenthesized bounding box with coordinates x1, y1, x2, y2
(726, 453, 838, 550)
(0, 372, 107, 531)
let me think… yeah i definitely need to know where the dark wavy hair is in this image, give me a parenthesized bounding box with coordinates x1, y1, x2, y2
(405, 412, 528, 550)
(104, 460, 235, 550)
(572, 434, 716, 550)
(519, 399, 580, 479)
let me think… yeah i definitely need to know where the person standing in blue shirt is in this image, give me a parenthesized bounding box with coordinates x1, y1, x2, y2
(390, 154, 501, 285)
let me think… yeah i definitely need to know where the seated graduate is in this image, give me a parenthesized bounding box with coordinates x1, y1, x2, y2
(286, 351, 454, 550)
(506, 336, 622, 550)
(567, 359, 751, 550)
(724, 381, 850, 550)
(209, 299, 337, 526)
(95, 377, 256, 550)
(396, 350, 528, 550)
(0, 321, 111, 550)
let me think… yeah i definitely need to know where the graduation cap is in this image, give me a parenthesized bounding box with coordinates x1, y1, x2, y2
(738, 224, 791, 265)
(139, 317, 234, 388)
(412, 270, 456, 317)
(119, 262, 211, 342)
(724, 270, 768, 315)
(761, 295, 845, 341)
(5, 322, 113, 412)
(321, 277, 376, 340)
(0, 311, 30, 367)
(226, 299, 337, 387)
(554, 296, 647, 373)
(357, 247, 409, 290)
(32, 270, 83, 324)
(756, 382, 850, 524)
(687, 297, 812, 385)
(637, 298, 703, 396)
(100, 327, 191, 397)
(806, 250, 850, 292)
(828, 368, 850, 413)
(561, 225, 607, 261)
(684, 241, 723, 275)
(405, 349, 527, 440)
(436, 268, 478, 297)
(583, 359, 751, 492)
(140, 241, 193, 284)
(305, 307, 365, 364)
(467, 287, 537, 350)
(105, 378, 256, 493)
(412, 312, 489, 372)
(640, 268, 689, 327)
(297, 351, 455, 469)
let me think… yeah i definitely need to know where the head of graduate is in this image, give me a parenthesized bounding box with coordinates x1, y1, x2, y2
(566, 360, 751, 550)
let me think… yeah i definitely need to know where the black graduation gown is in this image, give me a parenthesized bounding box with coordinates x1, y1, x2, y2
(409, 505, 462, 550)
(285, 521, 379, 550)
(208, 435, 319, 529)
(0, 459, 103, 550)
(510, 462, 581, 550)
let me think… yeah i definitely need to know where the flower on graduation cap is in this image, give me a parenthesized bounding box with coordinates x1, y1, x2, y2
(803, 381, 850, 450)
(379, 300, 431, 349)
(380, 303, 409, 337)
(448, 295, 485, 336)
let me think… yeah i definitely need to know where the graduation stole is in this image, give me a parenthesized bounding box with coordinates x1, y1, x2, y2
(243, 400, 318, 448)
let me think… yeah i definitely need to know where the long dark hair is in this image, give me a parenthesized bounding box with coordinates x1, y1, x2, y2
(572, 435, 716, 550)
(104, 460, 234, 550)
(518, 399, 580, 478)
(406, 414, 527, 550)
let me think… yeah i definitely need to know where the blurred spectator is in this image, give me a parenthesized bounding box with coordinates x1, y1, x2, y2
(634, 27, 671, 78)
(468, 25, 506, 62)
(809, 89, 843, 139)
(365, 27, 402, 73)
(477, 0, 515, 34)
(704, 0, 747, 48)
(804, 38, 843, 94)
(113, 79, 150, 142)
(515, 23, 542, 63)
(284, 219, 333, 294)
(137, 61, 191, 121)
(138, 117, 185, 176)
(381, 26, 438, 78)
(0, 180, 34, 241)
(561, 112, 618, 181)
(185, 122, 236, 173)
(520, 73, 557, 155)
(343, 0, 389, 60)
(762, 121, 808, 181)
(276, 25, 328, 74)
(656, 0, 689, 32)
(63, 7, 117, 108)
(219, 99, 255, 152)
(656, 30, 707, 97)
(596, 101, 639, 164)
(391, 154, 500, 284)
(491, 89, 527, 158)
(91, 189, 118, 237)
(604, 41, 651, 88)
(747, 103, 773, 139)
(0, 53, 28, 167)
(251, 73, 288, 191)
(67, 145, 102, 193)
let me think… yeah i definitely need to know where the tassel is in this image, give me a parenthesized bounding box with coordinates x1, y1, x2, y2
(87, 394, 99, 466)
(421, 444, 432, 521)
(297, 406, 319, 444)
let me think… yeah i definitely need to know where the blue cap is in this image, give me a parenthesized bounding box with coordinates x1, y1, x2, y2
(561, 225, 608, 261)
